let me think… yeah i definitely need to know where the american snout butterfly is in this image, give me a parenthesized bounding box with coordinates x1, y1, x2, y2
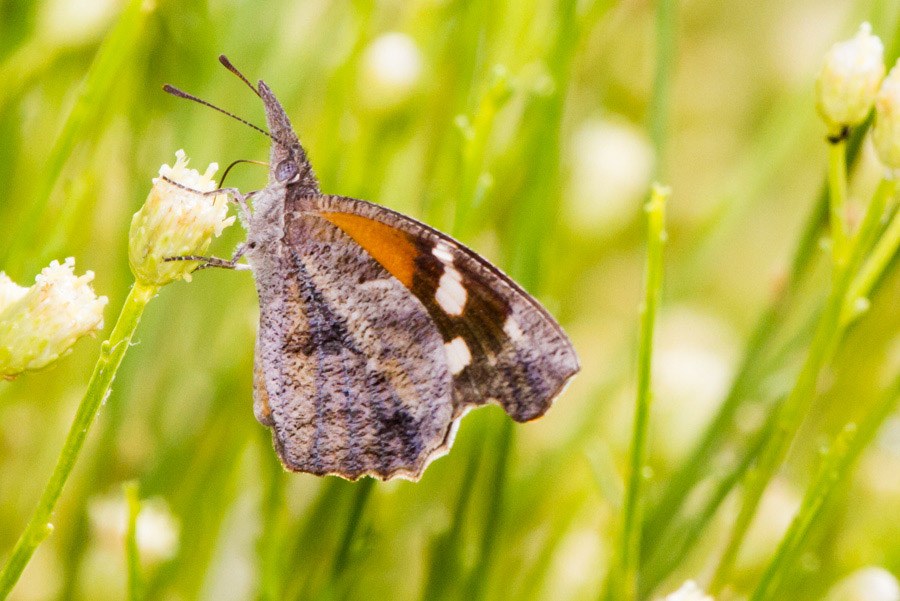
(165, 56, 580, 481)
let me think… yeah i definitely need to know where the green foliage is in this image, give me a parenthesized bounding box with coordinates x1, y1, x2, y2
(4, 1, 900, 600)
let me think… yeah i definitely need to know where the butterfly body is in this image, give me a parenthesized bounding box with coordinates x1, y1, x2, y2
(242, 81, 579, 481)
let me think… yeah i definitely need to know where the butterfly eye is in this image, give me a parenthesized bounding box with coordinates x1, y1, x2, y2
(275, 159, 299, 182)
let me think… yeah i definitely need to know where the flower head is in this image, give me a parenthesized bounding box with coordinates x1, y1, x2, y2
(816, 23, 885, 134)
(129, 150, 235, 287)
(0, 258, 107, 378)
(873, 64, 900, 173)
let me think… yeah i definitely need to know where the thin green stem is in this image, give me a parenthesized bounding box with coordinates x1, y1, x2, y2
(710, 149, 880, 593)
(0, 281, 157, 600)
(828, 138, 850, 266)
(451, 65, 512, 240)
(466, 416, 515, 601)
(649, 0, 677, 178)
(749, 372, 900, 601)
(844, 179, 900, 325)
(640, 124, 885, 587)
(125, 482, 144, 601)
(610, 185, 668, 601)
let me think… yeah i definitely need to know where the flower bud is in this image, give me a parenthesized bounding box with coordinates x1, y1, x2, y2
(873, 64, 900, 172)
(0, 258, 107, 378)
(129, 150, 235, 286)
(816, 23, 885, 134)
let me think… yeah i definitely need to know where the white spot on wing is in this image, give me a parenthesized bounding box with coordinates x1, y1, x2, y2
(503, 316, 525, 342)
(444, 336, 471, 375)
(432, 242, 454, 264)
(435, 266, 466, 316)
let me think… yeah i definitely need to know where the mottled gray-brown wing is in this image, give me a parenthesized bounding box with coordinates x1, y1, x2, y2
(252, 211, 456, 481)
(311, 195, 580, 423)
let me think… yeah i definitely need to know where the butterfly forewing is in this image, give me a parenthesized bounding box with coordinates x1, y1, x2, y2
(312, 194, 581, 423)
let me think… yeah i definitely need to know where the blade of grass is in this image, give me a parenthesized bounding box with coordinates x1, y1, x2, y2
(648, 0, 677, 178)
(640, 114, 874, 569)
(257, 429, 288, 601)
(749, 371, 900, 601)
(465, 415, 514, 601)
(420, 430, 485, 601)
(605, 185, 668, 601)
(124, 481, 144, 601)
(642, 10, 900, 539)
(709, 146, 890, 592)
(313, 477, 376, 601)
(0, 0, 153, 278)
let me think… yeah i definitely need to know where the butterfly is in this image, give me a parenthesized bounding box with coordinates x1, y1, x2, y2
(165, 56, 580, 481)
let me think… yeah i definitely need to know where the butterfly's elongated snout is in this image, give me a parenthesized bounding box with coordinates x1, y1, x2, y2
(256, 81, 319, 195)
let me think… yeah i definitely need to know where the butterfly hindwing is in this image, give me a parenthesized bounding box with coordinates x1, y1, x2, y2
(313, 194, 581, 423)
(250, 199, 458, 481)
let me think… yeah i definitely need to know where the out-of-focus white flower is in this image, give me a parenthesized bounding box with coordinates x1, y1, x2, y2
(652, 307, 736, 461)
(816, 23, 885, 134)
(129, 150, 234, 287)
(739, 478, 801, 570)
(88, 493, 180, 563)
(872, 64, 900, 173)
(655, 580, 714, 601)
(359, 32, 424, 110)
(565, 118, 654, 233)
(0, 259, 107, 378)
(544, 528, 606, 600)
(37, 0, 118, 46)
(826, 567, 900, 601)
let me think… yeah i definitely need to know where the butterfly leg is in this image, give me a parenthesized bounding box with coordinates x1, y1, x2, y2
(163, 245, 250, 271)
(159, 176, 256, 223)
(202, 187, 256, 224)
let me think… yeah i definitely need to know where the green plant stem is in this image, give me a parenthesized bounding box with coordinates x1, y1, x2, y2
(466, 416, 515, 601)
(649, 0, 677, 177)
(828, 138, 850, 265)
(0, 281, 157, 601)
(643, 111, 873, 556)
(451, 65, 512, 240)
(125, 482, 144, 601)
(843, 179, 900, 324)
(710, 144, 880, 592)
(749, 372, 900, 601)
(610, 185, 668, 601)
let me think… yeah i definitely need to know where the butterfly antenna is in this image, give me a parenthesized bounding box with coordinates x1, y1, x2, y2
(218, 54, 261, 97)
(163, 84, 272, 138)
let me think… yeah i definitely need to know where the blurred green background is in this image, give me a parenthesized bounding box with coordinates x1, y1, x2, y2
(3, 0, 900, 600)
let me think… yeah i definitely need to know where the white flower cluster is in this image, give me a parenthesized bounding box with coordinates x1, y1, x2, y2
(816, 22, 900, 175)
(129, 150, 235, 286)
(0, 258, 107, 378)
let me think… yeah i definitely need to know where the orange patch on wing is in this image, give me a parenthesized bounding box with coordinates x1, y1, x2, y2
(319, 211, 418, 287)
